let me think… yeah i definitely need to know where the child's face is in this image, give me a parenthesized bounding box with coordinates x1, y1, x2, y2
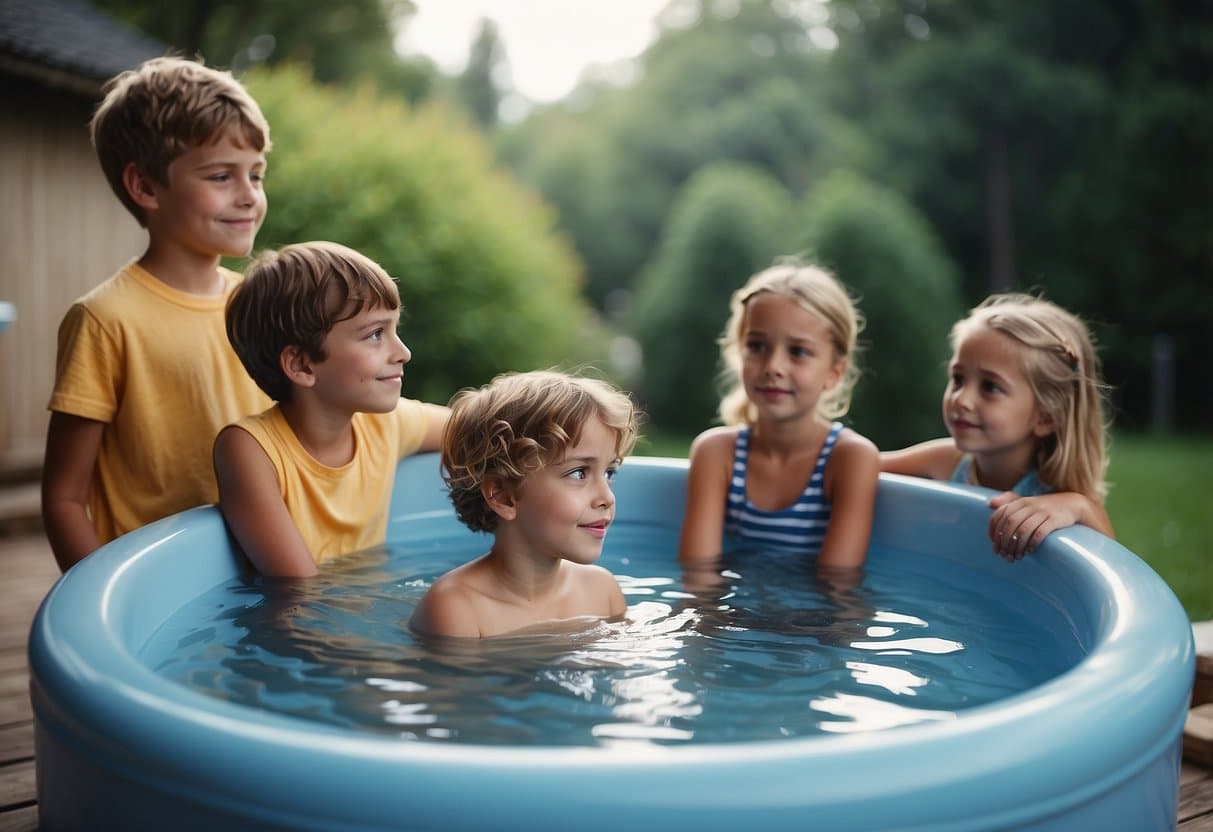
(146, 129, 267, 260)
(310, 303, 410, 414)
(942, 324, 1052, 460)
(739, 293, 843, 424)
(506, 416, 620, 565)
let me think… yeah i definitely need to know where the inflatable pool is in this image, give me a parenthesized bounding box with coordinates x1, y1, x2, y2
(30, 455, 1192, 830)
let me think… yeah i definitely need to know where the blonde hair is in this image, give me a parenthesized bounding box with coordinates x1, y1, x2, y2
(443, 371, 640, 533)
(227, 241, 400, 403)
(91, 56, 271, 225)
(952, 293, 1110, 496)
(718, 258, 863, 426)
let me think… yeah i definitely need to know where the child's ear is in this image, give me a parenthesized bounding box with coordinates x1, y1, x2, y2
(121, 162, 160, 212)
(1032, 412, 1056, 438)
(482, 477, 517, 522)
(280, 345, 317, 389)
(824, 355, 847, 390)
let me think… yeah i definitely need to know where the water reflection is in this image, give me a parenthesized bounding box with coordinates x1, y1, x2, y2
(145, 542, 1075, 746)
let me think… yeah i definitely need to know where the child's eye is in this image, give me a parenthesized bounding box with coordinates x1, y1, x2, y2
(950, 372, 963, 388)
(368, 328, 384, 341)
(605, 466, 618, 482)
(980, 379, 1002, 394)
(744, 340, 766, 354)
(790, 346, 812, 359)
(566, 467, 588, 481)
(208, 173, 231, 182)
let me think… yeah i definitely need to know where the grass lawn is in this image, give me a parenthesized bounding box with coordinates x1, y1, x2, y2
(1106, 432, 1213, 620)
(635, 429, 1212, 619)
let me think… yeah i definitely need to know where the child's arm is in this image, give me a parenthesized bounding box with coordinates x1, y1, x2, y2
(213, 426, 318, 578)
(878, 437, 962, 480)
(987, 491, 1115, 561)
(677, 428, 734, 565)
(41, 412, 104, 572)
(416, 403, 451, 453)
(818, 431, 880, 570)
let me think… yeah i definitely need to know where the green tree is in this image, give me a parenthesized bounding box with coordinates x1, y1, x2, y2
(498, 0, 871, 308)
(793, 172, 964, 448)
(93, 0, 435, 101)
(630, 163, 792, 435)
(825, 0, 1212, 429)
(456, 18, 506, 129)
(246, 66, 588, 403)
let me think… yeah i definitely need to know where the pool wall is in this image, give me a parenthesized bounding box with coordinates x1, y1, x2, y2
(30, 455, 1193, 831)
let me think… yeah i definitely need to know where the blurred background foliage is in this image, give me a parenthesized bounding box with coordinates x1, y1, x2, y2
(96, 0, 1210, 438)
(93, 0, 1211, 611)
(244, 66, 587, 404)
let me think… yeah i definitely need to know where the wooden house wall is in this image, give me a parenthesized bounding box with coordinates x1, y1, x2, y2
(0, 75, 146, 465)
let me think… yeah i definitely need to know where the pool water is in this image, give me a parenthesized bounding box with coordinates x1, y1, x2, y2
(139, 537, 1082, 747)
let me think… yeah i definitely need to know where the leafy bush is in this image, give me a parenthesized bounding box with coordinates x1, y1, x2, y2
(794, 171, 964, 448)
(630, 163, 792, 436)
(246, 66, 587, 404)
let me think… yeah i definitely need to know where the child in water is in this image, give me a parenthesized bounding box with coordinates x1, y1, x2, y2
(679, 259, 879, 570)
(409, 371, 639, 638)
(880, 293, 1113, 560)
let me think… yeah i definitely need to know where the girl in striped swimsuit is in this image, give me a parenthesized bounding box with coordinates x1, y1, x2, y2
(679, 259, 879, 571)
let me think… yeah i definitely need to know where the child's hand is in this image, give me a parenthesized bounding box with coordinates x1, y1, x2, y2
(986, 492, 1082, 562)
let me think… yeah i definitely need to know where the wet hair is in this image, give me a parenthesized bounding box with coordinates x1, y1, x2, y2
(718, 257, 864, 426)
(951, 293, 1110, 496)
(442, 371, 640, 533)
(90, 56, 271, 225)
(226, 241, 400, 403)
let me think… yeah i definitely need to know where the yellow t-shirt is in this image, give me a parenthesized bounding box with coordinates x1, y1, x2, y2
(231, 400, 428, 563)
(48, 262, 271, 543)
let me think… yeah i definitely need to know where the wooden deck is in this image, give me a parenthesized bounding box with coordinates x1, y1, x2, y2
(2, 527, 1212, 830)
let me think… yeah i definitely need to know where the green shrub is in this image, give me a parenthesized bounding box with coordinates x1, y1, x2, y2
(630, 163, 792, 436)
(794, 171, 964, 448)
(246, 66, 587, 404)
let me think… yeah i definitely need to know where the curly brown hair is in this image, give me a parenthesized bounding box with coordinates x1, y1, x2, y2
(442, 371, 640, 532)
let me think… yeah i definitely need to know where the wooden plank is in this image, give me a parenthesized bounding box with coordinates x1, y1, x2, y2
(1180, 773, 1213, 823)
(0, 724, 33, 767)
(0, 698, 30, 731)
(1180, 812, 1213, 831)
(0, 760, 35, 810)
(1188, 704, 1213, 767)
(0, 805, 39, 832)
(1183, 761, 1212, 786)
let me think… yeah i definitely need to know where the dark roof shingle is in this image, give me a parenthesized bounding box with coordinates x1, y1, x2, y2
(0, 0, 166, 91)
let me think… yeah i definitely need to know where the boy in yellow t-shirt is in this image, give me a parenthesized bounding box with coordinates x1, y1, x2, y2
(216, 241, 450, 577)
(43, 57, 273, 571)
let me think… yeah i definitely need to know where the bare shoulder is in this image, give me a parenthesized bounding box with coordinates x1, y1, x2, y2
(826, 428, 880, 488)
(569, 562, 626, 616)
(834, 427, 879, 460)
(688, 425, 739, 463)
(410, 562, 485, 638)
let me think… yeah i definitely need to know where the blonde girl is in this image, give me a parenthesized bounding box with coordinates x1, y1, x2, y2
(679, 259, 879, 570)
(881, 293, 1113, 560)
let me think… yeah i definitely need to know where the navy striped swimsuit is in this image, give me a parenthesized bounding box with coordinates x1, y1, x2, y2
(724, 422, 843, 555)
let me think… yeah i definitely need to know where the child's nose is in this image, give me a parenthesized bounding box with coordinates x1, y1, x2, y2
(394, 334, 411, 364)
(596, 480, 616, 508)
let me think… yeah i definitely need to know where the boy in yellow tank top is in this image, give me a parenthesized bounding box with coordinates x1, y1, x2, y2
(43, 57, 273, 571)
(216, 242, 449, 576)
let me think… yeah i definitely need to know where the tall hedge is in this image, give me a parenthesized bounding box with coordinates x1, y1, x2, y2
(245, 66, 587, 404)
(793, 171, 964, 448)
(630, 163, 792, 436)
